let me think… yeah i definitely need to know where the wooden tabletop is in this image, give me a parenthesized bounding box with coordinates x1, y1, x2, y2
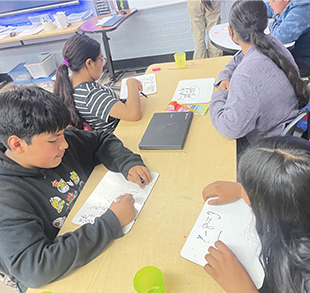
(80, 9, 138, 33)
(0, 22, 83, 45)
(27, 56, 235, 293)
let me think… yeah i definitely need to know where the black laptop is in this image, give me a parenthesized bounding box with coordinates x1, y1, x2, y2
(138, 112, 193, 150)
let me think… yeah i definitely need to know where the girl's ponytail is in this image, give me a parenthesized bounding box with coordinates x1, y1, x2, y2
(54, 63, 84, 129)
(250, 30, 309, 108)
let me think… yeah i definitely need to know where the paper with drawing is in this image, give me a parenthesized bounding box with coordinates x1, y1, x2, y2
(181, 198, 264, 289)
(171, 78, 215, 104)
(120, 73, 157, 99)
(72, 171, 159, 234)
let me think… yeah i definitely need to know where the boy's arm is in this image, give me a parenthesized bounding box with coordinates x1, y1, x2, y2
(0, 192, 123, 289)
(66, 128, 146, 180)
(268, 6, 310, 43)
(94, 132, 146, 178)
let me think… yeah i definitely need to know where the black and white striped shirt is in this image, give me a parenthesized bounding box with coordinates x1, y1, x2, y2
(73, 81, 123, 133)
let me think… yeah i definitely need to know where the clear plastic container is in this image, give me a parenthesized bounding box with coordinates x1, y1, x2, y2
(28, 13, 52, 25)
(8, 62, 32, 83)
(24, 53, 57, 79)
(31, 73, 55, 88)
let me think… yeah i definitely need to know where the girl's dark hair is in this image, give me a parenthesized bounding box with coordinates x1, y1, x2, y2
(53, 33, 101, 129)
(0, 86, 71, 149)
(238, 136, 310, 293)
(201, 0, 214, 10)
(229, 0, 309, 109)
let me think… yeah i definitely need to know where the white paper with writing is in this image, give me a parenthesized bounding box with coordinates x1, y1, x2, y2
(181, 198, 264, 289)
(72, 171, 159, 234)
(120, 73, 157, 99)
(171, 78, 215, 104)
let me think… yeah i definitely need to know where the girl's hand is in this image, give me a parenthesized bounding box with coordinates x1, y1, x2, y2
(202, 181, 242, 205)
(126, 78, 143, 91)
(218, 80, 230, 91)
(204, 241, 259, 293)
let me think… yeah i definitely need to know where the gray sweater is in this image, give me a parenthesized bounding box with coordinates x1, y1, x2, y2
(209, 35, 300, 145)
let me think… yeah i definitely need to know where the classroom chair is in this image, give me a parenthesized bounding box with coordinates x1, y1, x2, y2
(282, 106, 310, 139)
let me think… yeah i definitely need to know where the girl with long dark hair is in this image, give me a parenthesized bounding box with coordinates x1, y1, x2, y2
(209, 0, 309, 151)
(54, 33, 143, 133)
(203, 136, 310, 293)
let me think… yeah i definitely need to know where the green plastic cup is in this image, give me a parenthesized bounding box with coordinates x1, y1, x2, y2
(133, 266, 164, 293)
(174, 52, 186, 68)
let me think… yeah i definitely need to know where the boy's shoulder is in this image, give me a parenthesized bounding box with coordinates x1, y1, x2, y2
(284, 1, 310, 17)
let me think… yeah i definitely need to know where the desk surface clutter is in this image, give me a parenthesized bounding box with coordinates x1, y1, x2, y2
(0, 22, 83, 44)
(27, 57, 236, 293)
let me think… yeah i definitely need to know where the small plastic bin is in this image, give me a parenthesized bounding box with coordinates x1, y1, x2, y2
(8, 62, 32, 83)
(24, 53, 57, 79)
(8, 71, 56, 89)
(28, 13, 52, 25)
(31, 72, 55, 88)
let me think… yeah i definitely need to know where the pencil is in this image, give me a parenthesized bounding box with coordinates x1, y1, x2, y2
(140, 91, 148, 98)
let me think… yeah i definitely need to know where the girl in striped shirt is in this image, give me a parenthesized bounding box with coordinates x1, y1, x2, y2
(54, 34, 143, 133)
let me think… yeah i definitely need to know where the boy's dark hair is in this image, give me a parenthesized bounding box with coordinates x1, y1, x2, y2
(0, 86, 71, 149)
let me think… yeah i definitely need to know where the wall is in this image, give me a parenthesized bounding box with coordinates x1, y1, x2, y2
(0, 1, 233, 74)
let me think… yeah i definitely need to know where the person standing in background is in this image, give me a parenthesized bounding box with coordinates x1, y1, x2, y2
(188, 0, 223, 59)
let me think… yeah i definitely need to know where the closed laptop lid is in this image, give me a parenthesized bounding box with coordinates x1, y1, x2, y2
(138, 111, 193, 150)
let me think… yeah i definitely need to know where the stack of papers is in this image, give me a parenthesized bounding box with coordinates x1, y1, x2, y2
(67, 11, 92, 23)
(17, 25, 44, 38)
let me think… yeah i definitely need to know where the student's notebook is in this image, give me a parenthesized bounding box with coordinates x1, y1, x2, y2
(181, 198, 265, 289)
(171, 78, 215, 104)
(120, 73, 157, 99)
(138, 112, 193, 150)
(72, 171, 159, 234)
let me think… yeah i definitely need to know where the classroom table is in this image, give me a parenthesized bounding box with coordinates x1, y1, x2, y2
(0, 21, 83, 46)
(210, 22, 295, 54)
(27, 56, 236, 293)
(80, 9, 138, 84)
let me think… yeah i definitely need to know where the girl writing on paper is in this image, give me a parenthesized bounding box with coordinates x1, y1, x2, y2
(209, 0, 309, 152)
(202, 135, 310, 293)
(54, 34, 143, 133)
